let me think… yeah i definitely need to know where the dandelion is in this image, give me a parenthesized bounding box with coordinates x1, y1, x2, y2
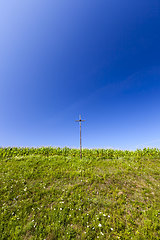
(98, 223, 102, 227)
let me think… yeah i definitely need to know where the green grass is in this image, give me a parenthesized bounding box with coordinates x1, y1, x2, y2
(0, 147, 160, 239)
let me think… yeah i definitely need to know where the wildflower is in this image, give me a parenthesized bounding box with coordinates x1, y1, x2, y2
(100, 232, 104, 235)
(24, 188, 27, 191)
(98, 223, 102, 227)
(103, 214, 106, 216)
(111, 228, 113, 231)
(60, 208, 62, 210)
(108, 215, 110, 218)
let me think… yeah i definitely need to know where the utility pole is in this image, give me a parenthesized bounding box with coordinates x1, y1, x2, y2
(75, 115, 85, 159)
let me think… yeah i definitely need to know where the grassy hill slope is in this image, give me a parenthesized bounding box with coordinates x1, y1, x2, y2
(0, 148, 160, 239)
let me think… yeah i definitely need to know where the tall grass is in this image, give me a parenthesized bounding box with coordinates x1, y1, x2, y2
(0, 148, 160, 239)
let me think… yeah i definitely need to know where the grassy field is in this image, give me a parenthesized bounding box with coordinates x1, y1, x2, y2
(0, 147, 160, 239)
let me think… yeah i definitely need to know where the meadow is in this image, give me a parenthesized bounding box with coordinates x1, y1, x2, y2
(0, 147, 160, 239)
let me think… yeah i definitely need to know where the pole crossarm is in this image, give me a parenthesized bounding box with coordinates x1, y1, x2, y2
(75, 115, 85, 122)
(75, 115, 85, 159)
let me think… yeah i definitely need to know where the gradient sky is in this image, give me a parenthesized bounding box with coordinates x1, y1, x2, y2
(1, 0, 160, 149)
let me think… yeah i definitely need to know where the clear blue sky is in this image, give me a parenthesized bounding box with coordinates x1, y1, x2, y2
(1, 0, 160, 150)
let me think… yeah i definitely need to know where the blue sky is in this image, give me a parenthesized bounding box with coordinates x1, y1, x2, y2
(1, 0, 160, 149)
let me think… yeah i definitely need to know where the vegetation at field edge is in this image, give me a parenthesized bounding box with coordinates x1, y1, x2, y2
(0, 147, 160, 239)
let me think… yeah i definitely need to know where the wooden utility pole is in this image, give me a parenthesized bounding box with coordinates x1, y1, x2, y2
(75, 115, 85, 158)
